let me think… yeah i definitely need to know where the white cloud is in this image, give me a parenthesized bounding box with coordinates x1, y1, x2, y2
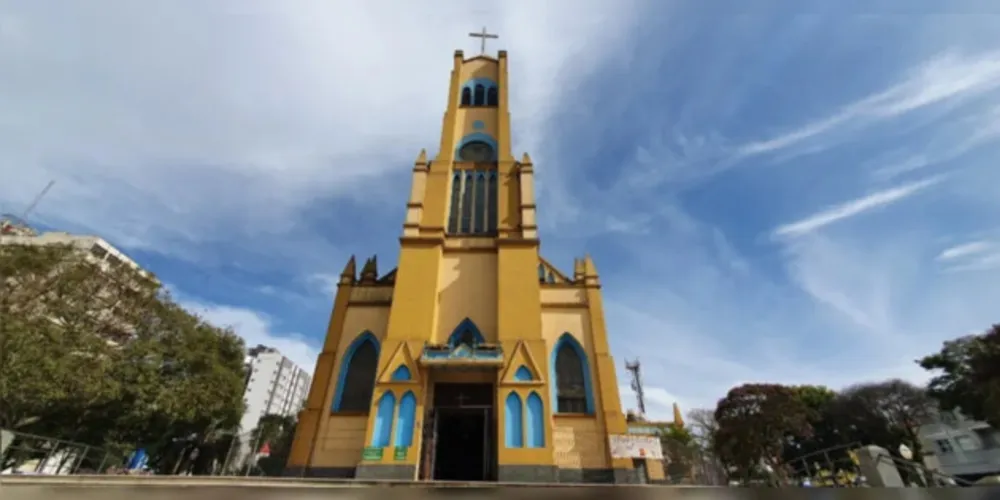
(178, 297, 320, 374)
(772, 177, 942, 238)
(936, 241, 993, 261)
(738, 51, 1000, 158)
(0, 0, 642, 263)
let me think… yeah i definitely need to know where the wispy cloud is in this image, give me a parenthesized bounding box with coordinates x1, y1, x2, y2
(937, 241, 993, 261)
(176, 290, 320, 373)
(738, 51, 1000, 158)
(773, 177, 943, 239)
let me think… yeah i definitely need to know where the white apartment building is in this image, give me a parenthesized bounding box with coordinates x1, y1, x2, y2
(920, 409, 1000, 480)
(1, 216, 152, 281)
(237, 346, 311, 453)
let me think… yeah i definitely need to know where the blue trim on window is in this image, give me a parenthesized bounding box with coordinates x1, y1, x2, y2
(549, 333, 595, 414)
(446, 317, 486, 348)
(514, 365, 533, 381)
(331, 331, 381, 411)
(454, 133, 498, 161)
(390, 365, 411, 381)
(394, 391, 417, 447)
(504, 392, 524, 448)
(371, 391, 395, 447)
(526, 391, 545, 448)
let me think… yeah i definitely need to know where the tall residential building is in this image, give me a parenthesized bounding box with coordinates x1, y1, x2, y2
(239, 345, 312, 435)
(920, 408, 1000, 481)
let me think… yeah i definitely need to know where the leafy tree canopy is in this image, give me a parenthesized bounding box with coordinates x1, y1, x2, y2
(0, 243, 247, 472)
(920, 326, 1000, 429)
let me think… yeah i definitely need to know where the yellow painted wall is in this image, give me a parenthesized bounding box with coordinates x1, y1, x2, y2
(552, 417, 609, 469)
(307, 305, 391, 467)
(309, 415, 369, 468)
(336, 307, 390, 355)
(458, 59, 499, 81)
(294, 51, 631, 479)
(435, 252, 498, 343)
(540, 309, 593, 348)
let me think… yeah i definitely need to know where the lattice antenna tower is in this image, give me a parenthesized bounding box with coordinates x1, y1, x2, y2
(625, 358, 646, 417)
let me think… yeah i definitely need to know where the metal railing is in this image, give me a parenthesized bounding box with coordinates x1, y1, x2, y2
(1, 429, 130, 475)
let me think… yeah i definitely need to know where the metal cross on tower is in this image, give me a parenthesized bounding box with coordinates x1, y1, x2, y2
(469, 27, 498, 55)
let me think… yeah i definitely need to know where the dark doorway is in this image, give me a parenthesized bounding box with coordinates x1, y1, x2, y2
(434, 408, 488, 481)
(423, 383, 496, 482)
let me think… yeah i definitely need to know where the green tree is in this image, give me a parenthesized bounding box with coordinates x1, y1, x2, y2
(835, 379, 932, 461)
(659, 422, 696, 482)
(0, 243, 247, 473)
(0, 243, 159, 433)
(919, 327, 1000, 429)
(713, 383, 812, 482)
(255, 415, 297, 476)
(782, 385, 848, 478)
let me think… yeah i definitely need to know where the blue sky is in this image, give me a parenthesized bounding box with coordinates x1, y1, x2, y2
(3, 1, 1000, 420)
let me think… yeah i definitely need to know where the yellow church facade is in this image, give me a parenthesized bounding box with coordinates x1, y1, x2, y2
(284, 48, 637, 484)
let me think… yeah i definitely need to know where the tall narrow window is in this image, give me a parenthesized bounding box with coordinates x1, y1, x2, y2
(371, 391, 396, 447)
(474, 84, 486, 106)
(448, 172, 462, 234)
(487, 172, 498, 232)
(473, 172, 487, 232)
(487, 87, 498, 106)
(334, 335, 379, 412)
(526, 392, 545, 448)
(460, 87, 472, 106)
(555, 342, 588, 414)
(459, 172, 474, 233)
(394, 392, 417, 447)
(447, 170, 500, 236)
(504, 392, 524, 448)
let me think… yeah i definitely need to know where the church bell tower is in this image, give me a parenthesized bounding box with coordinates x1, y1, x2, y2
(285, 38, 637, 485)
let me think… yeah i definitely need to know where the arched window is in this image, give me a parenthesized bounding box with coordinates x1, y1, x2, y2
(526, 392, 545, 448)
(456, 330, 477, 348)
(473, 172, 487, 232)
(474, 84, 486, 106)
(486, 172, 498, 231)
(514, 366, 533, 381)
(333, 334, 379, 412)
(448, 172, 462, 234)
(371, 391, 396, 447)
(487, 86, 498, 106)
(447, 318, 486, 348)
(390, 365, 411, 381)
(552, 335, 591, 414)
(459, 171, 474, 233)
(461, 87, 472, 106)
(394, 392, 417, 447)
(504, 392, 523, 448)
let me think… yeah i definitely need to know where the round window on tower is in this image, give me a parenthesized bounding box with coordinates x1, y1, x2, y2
(458, 141, 495, 162)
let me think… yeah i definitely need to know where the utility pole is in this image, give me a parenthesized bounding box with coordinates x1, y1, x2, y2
(625, 359, 646, 417)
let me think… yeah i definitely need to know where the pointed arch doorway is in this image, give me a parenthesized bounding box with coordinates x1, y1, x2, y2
(419, 382, 497, 482)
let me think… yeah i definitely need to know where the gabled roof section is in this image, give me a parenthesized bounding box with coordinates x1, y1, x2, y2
(463, 54, 499, 64)
(378, 268, 397, 284)
(538, 256, 573, 285)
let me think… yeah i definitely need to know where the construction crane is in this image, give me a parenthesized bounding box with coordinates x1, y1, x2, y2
(21, 180, 55, 221)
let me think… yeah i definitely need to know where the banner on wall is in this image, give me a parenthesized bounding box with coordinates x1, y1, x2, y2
(608, 434, 664, 459)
